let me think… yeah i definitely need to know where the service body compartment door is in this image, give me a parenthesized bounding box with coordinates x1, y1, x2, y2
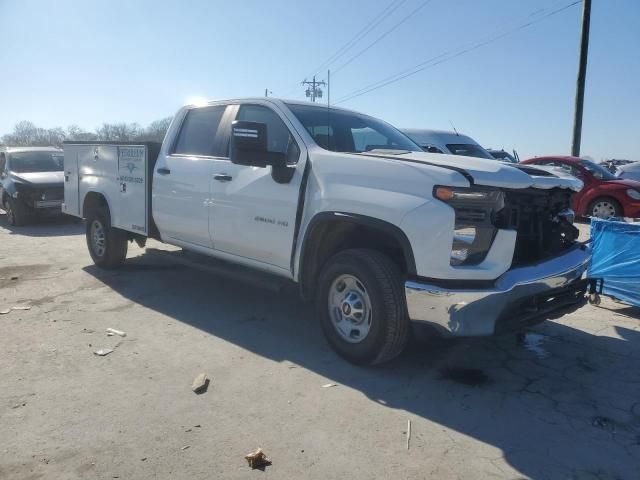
(62, 144, 80, 216)
(113, 145, 148, 235)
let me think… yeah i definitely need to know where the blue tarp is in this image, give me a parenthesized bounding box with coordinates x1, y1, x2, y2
(588, 218, 640, 307)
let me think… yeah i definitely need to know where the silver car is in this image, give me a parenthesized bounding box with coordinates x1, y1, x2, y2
(401, 129, 495, 160)
(615, 161, 640, 182)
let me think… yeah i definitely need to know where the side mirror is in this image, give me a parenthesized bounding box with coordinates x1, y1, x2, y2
(230, 120, 287, 168)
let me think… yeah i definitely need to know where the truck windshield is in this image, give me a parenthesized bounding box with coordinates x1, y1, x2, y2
(9, 151, 64, 173)
(286, 103, 421, 154)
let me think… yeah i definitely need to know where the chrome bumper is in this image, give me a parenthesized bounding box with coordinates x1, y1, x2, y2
(405, 245, 591, 337)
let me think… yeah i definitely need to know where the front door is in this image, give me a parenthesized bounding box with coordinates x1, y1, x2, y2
(152, 104, 228, 248)
(208, 103, 307, 273)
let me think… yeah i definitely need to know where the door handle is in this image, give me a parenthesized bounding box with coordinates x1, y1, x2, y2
(157, 168, 171, 175)
(213, 174, 233, 182)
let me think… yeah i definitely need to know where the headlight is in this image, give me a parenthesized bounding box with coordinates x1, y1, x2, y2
(434, 186, 499, 202)
(434, 186, 503, 266)
(626, 189, 640, 200)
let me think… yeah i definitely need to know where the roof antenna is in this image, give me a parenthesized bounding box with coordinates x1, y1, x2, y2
(449, 120, 459, 136)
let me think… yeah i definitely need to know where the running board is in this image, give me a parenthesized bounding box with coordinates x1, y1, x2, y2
(144, 248, 293, 293)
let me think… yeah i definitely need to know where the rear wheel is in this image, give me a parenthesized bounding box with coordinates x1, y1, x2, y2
(316, 249, 409, 365)
(588, 197, 622, 219)
(4, 196, 29, 226)
(85, 207, 128, 268)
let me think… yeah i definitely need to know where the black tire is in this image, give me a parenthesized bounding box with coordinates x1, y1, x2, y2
(587, 197, 622, 219)
(85, 207, 128, 269)
(316, 248, 409, 365)
(4, 196, 30, 226)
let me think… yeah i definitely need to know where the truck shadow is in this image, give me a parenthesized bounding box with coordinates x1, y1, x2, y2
(0, 211, 83, 237)
(84, 253, 640, 479)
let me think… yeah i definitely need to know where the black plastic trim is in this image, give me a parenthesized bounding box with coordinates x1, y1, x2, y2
(298, 211, 417, 285)
(290, 154, 311, 274)
(408, 275, 498, 290)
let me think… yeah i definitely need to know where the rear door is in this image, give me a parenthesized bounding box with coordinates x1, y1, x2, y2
(62, 145, 80, 216)
(114, 145, 147, 234)
(208, 102, 307, 273)
(153, 105, 228, 248)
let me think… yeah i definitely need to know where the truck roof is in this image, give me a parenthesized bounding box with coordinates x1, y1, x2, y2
(1, 146, 62, 153)
(186, 97, 359, 115)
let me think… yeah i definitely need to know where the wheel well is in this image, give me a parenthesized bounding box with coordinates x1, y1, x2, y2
(299, 216, 415, 299)
(82, 192, 109, 218)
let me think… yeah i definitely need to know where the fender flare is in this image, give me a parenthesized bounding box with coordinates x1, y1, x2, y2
(82, 188, 113, 219)
(297, 211, 417, 292)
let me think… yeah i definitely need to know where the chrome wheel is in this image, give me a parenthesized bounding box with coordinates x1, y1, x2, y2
(90, 220, 106, 257)
(591, 201, 617, 219)
(328, 274, 373, 344)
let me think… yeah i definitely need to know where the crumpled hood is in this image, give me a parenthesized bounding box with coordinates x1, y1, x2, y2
(364, 151, 583, 191)
(10, 171, 64, 186)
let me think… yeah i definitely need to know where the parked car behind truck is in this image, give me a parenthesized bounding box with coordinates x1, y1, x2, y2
(63, 98, 591, 365)
(0, 147, 64, 226)
(522, 156, 640, 219)
(401, 128, 495, 160)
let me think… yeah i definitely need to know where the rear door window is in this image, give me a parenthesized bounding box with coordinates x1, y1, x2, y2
(173, 105, 227, 157)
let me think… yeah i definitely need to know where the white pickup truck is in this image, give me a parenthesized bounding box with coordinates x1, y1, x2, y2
(62, 98, 591, 365)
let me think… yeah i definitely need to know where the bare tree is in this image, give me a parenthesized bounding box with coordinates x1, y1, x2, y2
(66, 125, 98, 142)
(95, 122, 142, 141)
(1, 121, 66, 148)
(1, 117, 172, 147)
(139, 117, 172, 142)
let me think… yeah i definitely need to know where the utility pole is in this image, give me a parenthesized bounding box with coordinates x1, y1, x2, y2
(302, 75, 327, 102)
(571, 0, 591, 157)
(264, 89, 272, 97)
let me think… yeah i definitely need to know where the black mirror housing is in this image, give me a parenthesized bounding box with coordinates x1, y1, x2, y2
(230, 120, 287, 168)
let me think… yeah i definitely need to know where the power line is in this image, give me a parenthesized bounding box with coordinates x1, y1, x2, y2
(335, 0, 582, 104)
(304, 0, 407, 80)
(332, 0, 434, 75)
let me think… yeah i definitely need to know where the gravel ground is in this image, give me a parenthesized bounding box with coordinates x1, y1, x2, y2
(0, 215, 639, 480)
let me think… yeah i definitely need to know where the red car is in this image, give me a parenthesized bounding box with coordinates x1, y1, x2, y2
(522, 156, 640, 219)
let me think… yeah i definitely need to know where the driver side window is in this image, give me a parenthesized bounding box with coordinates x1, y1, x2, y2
(237, 105, 300, 165)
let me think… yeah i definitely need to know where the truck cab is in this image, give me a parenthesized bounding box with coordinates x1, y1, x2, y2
(63, 98, 591, 365)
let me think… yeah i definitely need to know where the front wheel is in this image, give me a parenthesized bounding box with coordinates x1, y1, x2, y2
(316, 249, 409, 365)
(5, 196, 30, 226)
(588, 197, 622, 219)
(85, 208, 128, 269)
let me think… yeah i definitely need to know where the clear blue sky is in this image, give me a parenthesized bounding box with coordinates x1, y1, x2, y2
(0, 0, 638, 160)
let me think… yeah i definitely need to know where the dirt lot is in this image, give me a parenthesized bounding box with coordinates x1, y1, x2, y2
(0, 215, 639, 480)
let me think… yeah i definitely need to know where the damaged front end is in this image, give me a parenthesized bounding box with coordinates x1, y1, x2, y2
(406, 184, 592, 337)
(497, 187, 579, 266)
(433, 185, 580, 269)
